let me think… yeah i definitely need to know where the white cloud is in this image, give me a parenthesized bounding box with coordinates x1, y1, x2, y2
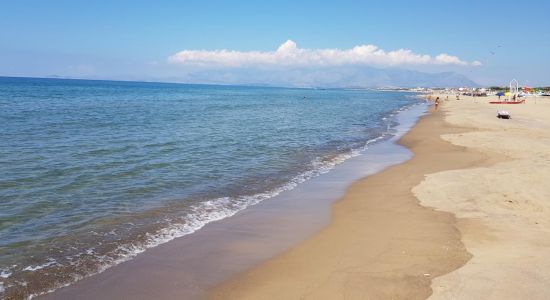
(168, 40, 481, 68)
(435, 53, 467, 65)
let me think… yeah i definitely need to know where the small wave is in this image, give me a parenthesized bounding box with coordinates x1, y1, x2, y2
(0, 270, 11, 278)
(22, 259, 58, 272)
(143, 141, 179, 149)
(75, 145, 137, 158)
(0, 269, 9, 296)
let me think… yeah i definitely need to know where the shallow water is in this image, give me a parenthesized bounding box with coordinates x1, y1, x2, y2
(0, 77, 418, 298)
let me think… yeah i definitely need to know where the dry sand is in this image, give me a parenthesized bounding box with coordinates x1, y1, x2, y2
(210, 95, 550, 299)
(416, 95, 550, 299)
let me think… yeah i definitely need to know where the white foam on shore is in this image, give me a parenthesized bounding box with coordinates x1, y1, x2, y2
(0, 270, 11, 278)
(22, 259, 58, 272)
(0, 268, 12, 296)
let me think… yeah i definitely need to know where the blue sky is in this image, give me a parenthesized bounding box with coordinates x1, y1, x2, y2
(1, 0, 549, 86)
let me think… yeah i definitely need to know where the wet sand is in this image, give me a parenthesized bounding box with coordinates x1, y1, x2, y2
(210, 105, 497, 299)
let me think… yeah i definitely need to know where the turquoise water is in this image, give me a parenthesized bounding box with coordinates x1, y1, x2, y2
(0, 77, 419, 298)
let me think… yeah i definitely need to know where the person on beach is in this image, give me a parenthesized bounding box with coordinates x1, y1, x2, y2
(435, 97, 440, 110)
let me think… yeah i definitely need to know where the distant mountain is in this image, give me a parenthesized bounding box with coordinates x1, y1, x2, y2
(32, 66, 478, 89)
(342, 68, 479, 88)
(181, 65, 478, 88)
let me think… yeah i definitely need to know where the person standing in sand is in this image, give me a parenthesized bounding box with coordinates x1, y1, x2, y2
(435, 97, 440, 110)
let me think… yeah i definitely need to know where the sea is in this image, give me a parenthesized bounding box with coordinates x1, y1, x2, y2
(0, 77, 422, 299)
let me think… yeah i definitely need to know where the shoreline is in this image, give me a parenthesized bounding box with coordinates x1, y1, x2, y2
(211, 95, 550, 299)
(37, 101, 426, 299)
(209, 102, 492, 299)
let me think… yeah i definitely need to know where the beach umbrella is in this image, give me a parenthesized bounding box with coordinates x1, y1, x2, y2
(496, 92, 505, 96)
(505, 92, 510, 96)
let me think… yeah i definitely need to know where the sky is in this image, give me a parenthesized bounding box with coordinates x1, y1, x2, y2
(1, 0, 549, 87)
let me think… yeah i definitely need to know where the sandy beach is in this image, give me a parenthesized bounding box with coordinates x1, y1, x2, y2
(419, 95, 550, 299)
(210, 95, 550, 299)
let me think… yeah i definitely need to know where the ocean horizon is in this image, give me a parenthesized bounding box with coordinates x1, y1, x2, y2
(0, 76, 387, 91)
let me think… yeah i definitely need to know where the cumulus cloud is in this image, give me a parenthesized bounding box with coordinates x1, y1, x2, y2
(168, 40, 481, 68)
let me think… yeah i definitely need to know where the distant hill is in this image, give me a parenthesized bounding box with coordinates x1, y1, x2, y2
(343, 68, 479, 88)
(182, 66, 479, 88)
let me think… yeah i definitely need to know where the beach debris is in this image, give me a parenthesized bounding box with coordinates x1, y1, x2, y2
(497, 110, 511, 119)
